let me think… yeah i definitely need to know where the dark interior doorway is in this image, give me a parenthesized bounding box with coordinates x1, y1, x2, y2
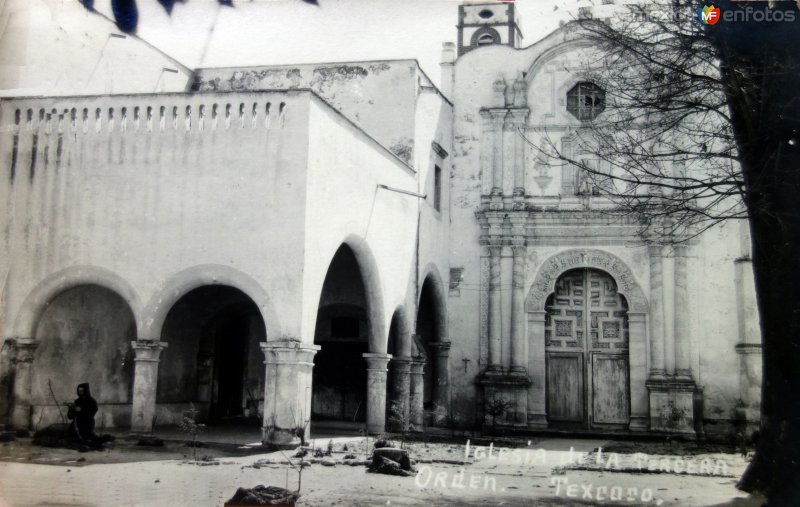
(158, 285, 266, 424)
(312, 244, 369, 423)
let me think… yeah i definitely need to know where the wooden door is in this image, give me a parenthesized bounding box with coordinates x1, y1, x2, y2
(545, 268, 630, 429)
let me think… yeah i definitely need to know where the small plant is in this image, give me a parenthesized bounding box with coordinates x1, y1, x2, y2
(387, 400, 416, 448)
(178, 404, 205, 461)
(432, 403, 462, 439)
(660, 400, 687, 430)
(659, 400, 688, 445)
(485, 394, 512, 435)
(289, 406, 309, 446)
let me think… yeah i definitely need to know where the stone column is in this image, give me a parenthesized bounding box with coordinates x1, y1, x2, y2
(429, 342, 451, 414)
(130, 340, 168, 433)
(363, 352, 392, 434)
(491, 112, 506, 195)
(261, 340, 319, 445)
(510, 243, 527, 374)
(488, 244, 503, 372)
(409, 359, 425, 428)
(389, 356, 412, 422)
(673, 245, 692, 380)
(510, 110, 528, 199)
(526, 312, 548, 429)
(648, 245, 667, 379)
(628, 313, 650, 432)
(10, 340, 38, 429)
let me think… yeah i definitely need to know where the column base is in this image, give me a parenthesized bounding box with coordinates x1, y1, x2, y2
(262, 425, 302, 448)
(628, 415, 650, 432)
(526, 413, 548, 430)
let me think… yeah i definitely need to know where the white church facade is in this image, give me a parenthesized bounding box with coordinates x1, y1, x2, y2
(0, 1, 761, 444)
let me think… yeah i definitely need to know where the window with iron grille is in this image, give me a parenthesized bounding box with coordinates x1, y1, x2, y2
(567, 82, 606, 121)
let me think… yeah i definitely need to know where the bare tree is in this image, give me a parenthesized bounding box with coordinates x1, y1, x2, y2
(525, 1, 800, 501)
(524, 2, 744, 243)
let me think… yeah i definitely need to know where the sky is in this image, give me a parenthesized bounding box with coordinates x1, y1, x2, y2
(90, 0, 586, 86)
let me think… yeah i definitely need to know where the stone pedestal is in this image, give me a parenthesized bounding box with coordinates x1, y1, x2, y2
(646, 379, 698, 437)
(409, 359, 425, 428)
(10, 340, 38, 429)
(363, 353, 391, 435)
(479, 372, 531, 427)
(130, 340, 168, 433)
(429, 342, 451, 415)
(261, 340, 319, 446)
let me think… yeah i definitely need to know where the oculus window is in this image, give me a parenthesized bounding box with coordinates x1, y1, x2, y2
(567, 82, 606, 121)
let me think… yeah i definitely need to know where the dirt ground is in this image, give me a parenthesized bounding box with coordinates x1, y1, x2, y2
(0, 433, 766, 507)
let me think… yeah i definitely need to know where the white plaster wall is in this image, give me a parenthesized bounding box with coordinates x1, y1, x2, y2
(693, 220, 750, 430)
(0, 0, 191, 96)
(195, 61, 420, 166)
(303, 96, 419, 352)
(414, 79, 452, 338)
(0, 90, 312, 344)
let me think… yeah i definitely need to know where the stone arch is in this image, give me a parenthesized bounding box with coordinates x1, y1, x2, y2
(525, 38, 598, 87)
(340, 234, 387, 354)
(418, 263, 447, 343)
(388, 304, 413, 358)
(140, 264, 279, 341)
(11, 265, 143, 340)
(525, 249, 648, 313)
(470, 26, 501, 47)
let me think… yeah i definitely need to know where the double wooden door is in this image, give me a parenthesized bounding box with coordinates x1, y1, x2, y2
(545, 269, 630, 430)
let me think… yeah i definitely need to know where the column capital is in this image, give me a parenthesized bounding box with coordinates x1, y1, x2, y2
(260, 340, 319, 365)
(363, 352, 392, 371)
(10, 340, 38, 363)
(131, 340, 168, 362)
(391, 356, 413, 373)
(627, 312, 647, 324)
(410, 359, 426, 375)
(647, 244, 664, 257)
(527, 310, 546, 323)
(428, 341, 452, 357)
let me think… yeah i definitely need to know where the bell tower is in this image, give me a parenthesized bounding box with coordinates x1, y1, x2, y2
(457, 2, 522, 57)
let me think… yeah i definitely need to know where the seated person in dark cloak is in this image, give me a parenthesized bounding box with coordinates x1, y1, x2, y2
(67, 383, 100, 446)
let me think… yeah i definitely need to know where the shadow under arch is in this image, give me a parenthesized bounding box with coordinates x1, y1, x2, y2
(11, 265, 143, 340)
(338, 234, 387, 354)
(418, 263, 447, 343)
(387, 304, 412, 358)
(140, 264, 280, 341)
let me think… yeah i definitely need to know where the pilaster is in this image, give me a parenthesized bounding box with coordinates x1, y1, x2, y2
(648, 244, 666, 379)
(10, 340, 38, 429)
(509, 242, 527, 374)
